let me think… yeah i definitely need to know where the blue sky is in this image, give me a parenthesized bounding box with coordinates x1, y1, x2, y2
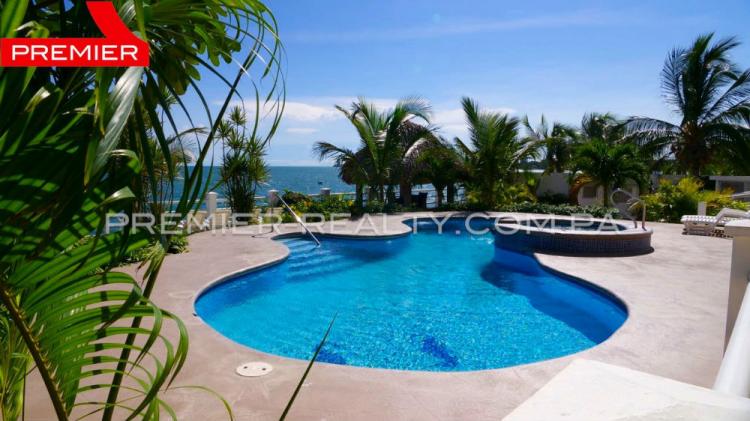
(200, 0, 750, 166)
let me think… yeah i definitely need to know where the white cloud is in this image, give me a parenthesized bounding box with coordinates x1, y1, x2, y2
(432, 108, 466, 130)
(328, 97, 399, 110)
(221, 97, 514, 139)
(286, 127, 319, 134)
(220, 99, 338, 122)
(223, 97, 401, 123)
(282, 102, 341, 122)
(432, 106, 515, 137)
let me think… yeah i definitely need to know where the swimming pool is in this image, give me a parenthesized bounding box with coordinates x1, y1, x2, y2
(195, 219, 627, 371)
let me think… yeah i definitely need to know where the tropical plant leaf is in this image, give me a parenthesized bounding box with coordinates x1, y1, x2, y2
(0, 1, 285, 420)
(279, 315, 337, 421)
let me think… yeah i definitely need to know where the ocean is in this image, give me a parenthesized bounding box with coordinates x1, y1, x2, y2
(261, 166, 352, 195)
(174, 166, 447, 208)
(177, 166, 353, 199)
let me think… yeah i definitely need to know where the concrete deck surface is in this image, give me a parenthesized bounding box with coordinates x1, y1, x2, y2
(25, 213, 734, 420)
(504, 359, 750, 420)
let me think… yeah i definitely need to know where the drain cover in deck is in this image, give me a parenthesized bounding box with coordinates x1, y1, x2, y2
(236, 361, 273, 377)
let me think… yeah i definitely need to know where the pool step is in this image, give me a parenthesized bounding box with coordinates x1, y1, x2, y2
(287, 253, 342, 269)
(284, 240, 319, 253)
(286, 248, 337, 263)
(286, 257, 356, 279)
(281, 239, 361, 278)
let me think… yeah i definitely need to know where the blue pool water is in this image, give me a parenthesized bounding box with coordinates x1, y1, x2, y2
(195, 219, 627, 371)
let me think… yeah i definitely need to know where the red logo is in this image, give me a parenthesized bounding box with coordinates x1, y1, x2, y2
(0, 1, 148, 67)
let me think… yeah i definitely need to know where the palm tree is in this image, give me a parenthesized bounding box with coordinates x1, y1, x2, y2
(314, 143, 370, 208)
(136, 126, 205, 216)
(218, 106, 269, 215)
(416, 138, 463, 207)
(391, 121, 438, 206)
(718, 114, 750, 175)
(627, 33, 750, 176)
(522, 115, 577, 173)
(571, 139, 647, 206)
(316, 97, 433, 204)
(455, 97, 540, 208)
(581, 112, 625, 144)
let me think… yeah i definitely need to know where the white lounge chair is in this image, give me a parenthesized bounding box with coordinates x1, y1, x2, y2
(681, 208, 750, 236)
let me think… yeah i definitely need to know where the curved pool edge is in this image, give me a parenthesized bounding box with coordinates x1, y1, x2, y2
(191, 246, 291, 311)
(405, 214, 631, 343)
(191, 226, 414, 310)
(192, 214, 631, 373)
(533, 258, 630, 316)
(405, 214, 630, 314)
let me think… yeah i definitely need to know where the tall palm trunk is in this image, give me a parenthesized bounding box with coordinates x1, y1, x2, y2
(355, 184, 364, 208)
(400, 181, 412, 205)
(689, 160, 702, 178)
(367, 185, 378, 204)
(386, 185, 397, 204)
(447, 183, 456, 204)
(602, 184, 611, 207)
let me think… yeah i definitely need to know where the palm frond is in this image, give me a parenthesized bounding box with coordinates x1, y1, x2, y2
(0, 1, 285, 419)
(630, 33, 750, 175)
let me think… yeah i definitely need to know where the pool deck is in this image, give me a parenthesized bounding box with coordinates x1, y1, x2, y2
(26, 213, 734, 420)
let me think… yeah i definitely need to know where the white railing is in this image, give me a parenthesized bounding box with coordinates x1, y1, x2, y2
(714, 220, 750, 398)
(205, 186, 464, 211)
(610, 188, 647, 229)
(276, 194, 321, 246)
(714, 273, 750, 396)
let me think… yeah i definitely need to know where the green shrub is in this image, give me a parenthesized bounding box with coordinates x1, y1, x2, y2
(282, 193, 355, 221)
(280, 212, 296, 223)
(433, 202, 467, 212)
(123, 235, 190, 264)
(280, 209, 297, 224)
(352, 200, 410, 215)
(642, 178, 747, 223)
(167, 234, 189, 254)
(464, 183, 537, 210)
(281, 190, 311, 206)
(433, 201, 617, 217)
(305, 195, 354, 220)
(496, 202, 619, 218)
(537, 193, 570, 205)
(433, 201, 484, 212)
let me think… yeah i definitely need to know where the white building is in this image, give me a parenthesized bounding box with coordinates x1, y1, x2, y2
(531, 173, 750, 206)
(533, 171, 640, 206)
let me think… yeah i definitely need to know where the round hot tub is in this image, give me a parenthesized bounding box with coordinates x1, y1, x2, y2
(494, 215, 653, 256)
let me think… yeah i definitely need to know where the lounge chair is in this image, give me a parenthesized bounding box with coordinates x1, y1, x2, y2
(681, 208, 750, 236)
